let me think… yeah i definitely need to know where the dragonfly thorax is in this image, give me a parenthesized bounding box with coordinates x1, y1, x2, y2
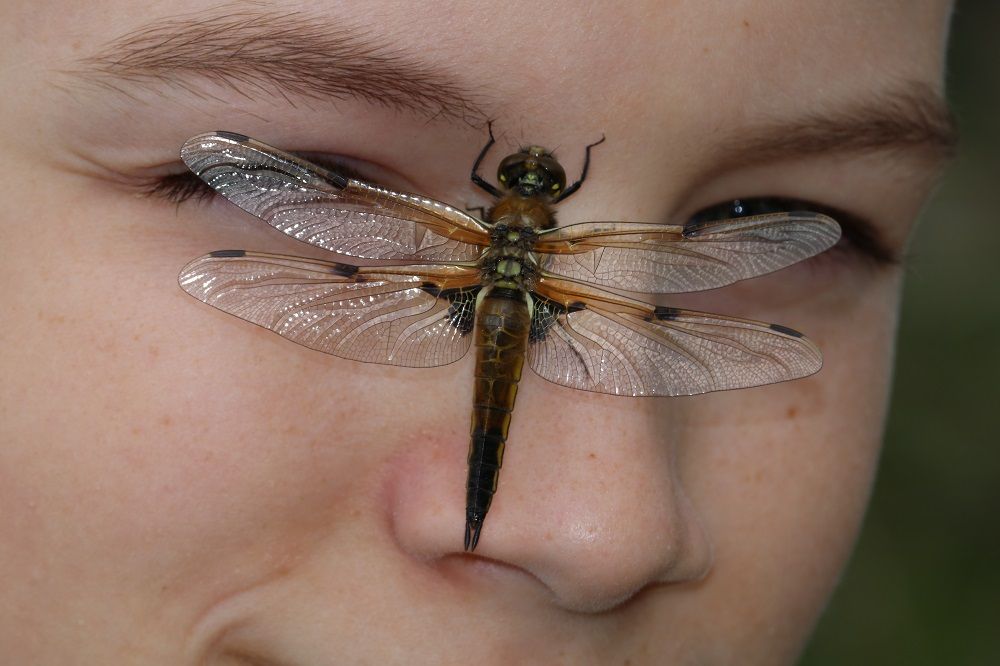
(481, 223, 540, 290)
(487, 192, 557, 232)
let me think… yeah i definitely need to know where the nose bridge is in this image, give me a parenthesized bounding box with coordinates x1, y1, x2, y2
(477, 397, 714, 613)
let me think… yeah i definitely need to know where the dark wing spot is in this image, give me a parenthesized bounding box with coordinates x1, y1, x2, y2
(769, 323, 804, 338)
(652, 306, 681, 321)
(420, 282, 443, 298)
(322, 169, 349, 190)
(329, 263, 360, 278)
(209, 249, 246, 258)
(215, 131, 250, 142)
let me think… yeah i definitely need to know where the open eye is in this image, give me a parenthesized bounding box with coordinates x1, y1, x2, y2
(687, 197, 897, 266)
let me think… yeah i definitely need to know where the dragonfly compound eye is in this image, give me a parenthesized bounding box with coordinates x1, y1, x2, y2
(498, 150, 567, 199)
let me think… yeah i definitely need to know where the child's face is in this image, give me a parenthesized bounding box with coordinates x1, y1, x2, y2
(0, 1, 954, 663)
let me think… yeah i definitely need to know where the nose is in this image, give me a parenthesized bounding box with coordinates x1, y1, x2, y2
(390, 383, 713, 613)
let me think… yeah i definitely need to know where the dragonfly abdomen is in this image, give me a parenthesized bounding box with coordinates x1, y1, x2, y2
(465, 286, 531, 551)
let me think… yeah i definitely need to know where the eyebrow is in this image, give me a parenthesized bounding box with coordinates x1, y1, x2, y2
(69, 6, 491, 126)
(717, 81, 958, 166)
(71, 7, 957, 167)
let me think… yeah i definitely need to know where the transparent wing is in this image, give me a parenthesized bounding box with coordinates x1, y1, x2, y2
(528, 275, 822, 396)
(532, 212, 840, 293)
(179, 250, 481, 367)
(181, 132, 491, 262)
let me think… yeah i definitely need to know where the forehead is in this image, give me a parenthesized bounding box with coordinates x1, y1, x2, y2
(21, 1, 952, 96)
(5, 0, 953, 175)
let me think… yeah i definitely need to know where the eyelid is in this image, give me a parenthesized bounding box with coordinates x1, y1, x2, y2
(814, 205, 898, 265)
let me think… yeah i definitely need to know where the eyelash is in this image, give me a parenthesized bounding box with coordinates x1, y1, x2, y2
(145, 160, 895, 266)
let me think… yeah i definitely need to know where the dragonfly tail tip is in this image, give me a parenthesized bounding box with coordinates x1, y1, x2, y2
(464, 518, 484, 552)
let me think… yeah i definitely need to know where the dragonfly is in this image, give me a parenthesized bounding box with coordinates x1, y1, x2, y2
(178, 129, 840, 551)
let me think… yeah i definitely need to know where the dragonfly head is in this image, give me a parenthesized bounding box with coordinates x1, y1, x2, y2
(497, 146, 566, 200)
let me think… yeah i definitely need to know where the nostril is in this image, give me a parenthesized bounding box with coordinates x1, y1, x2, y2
(442, 551, 542, 585)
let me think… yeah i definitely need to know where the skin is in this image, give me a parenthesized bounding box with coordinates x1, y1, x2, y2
(0, 1, 953, 664)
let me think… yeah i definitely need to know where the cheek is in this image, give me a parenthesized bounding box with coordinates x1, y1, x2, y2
(0, 186, 467, 647)
(635, 270, 903, 659)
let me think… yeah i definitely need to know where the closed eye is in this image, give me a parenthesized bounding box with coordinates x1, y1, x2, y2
(141, 153, 374, 204)
(686, 197, 898, 266)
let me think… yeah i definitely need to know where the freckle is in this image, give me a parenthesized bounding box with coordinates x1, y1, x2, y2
(159, 415, 173, 428)
(587, 452, 597, 460)
(131, 425, 143, 436)
(148, 345, 160, 358)
(132, 333, 141, 342)
(742, 19, 750, 27)
(786, 405, 798, 419)
(544, 531, 553, 542)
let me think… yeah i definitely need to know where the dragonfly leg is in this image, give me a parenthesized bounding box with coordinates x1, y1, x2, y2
(554, 134, 607, 203)
(471, 120, 502, 198)
(464, 204, 488, 220)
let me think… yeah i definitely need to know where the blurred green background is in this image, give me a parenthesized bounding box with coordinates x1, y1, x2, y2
(802, 2, 1000, 664)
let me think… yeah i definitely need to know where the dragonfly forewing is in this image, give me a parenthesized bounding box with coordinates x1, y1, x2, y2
(181, 132, 490, 262)
(533, 212, 840, 293)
